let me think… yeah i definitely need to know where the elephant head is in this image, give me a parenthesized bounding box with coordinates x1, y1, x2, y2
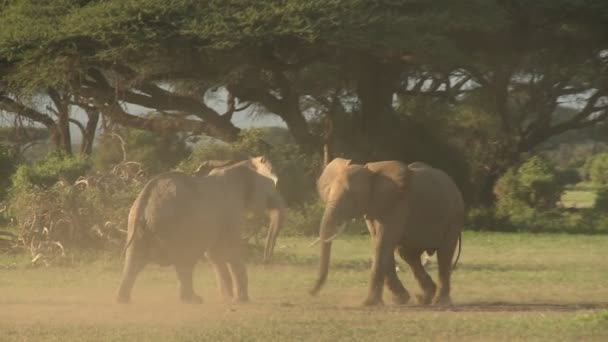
(310, 158, 405, 295)
(209, 158, 285, 264)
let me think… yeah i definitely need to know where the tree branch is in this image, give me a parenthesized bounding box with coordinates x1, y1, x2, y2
(68, 118, 86, 136)
(84, 68, 240, 140)
(0, 96, 56, 128)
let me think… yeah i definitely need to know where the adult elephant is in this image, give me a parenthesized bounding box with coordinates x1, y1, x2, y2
(116, 157, 285, 304)
(309, 158, 463, 306)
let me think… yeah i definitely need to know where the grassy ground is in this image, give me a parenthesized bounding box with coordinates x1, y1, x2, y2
(1, 232, 607, 341)
(561, 190, 597, 208)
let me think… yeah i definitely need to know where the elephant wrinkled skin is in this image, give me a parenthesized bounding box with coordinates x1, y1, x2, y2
(310, 158, 463, 306)
(116, 158, 285, 304)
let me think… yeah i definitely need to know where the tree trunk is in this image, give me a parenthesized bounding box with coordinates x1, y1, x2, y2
(322, 115, 334, 168)
(354, 57, 402, 160)
(48, 88, 72, 155)
(80, 108, 100, 156)
(281, 106, 320, 154)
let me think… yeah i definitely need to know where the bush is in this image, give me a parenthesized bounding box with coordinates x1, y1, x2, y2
(0, 145, 20, 200)
(481, 156, 608, 234)
(6, 160, 146, 263)
(582, 152, 608, 187)
(93, 129, 190, 174)
(593, 187, 608, 211)
(466, 206, 506, 231)
(284, 200, 326, 236)
(466, 206, 608, 234)
(495, 156, 564, 215)
(11, 152, 90, 189)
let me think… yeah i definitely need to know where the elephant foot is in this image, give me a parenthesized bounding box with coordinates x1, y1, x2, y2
(432, 295, 452, 306)
(115, 295, 131, 304)
(391, 292, 410, 305)
(232, 296, 250, 304)
(181, 294, 203, 304)
(361, 297, 384, 307)
(415, 293, 433, 306)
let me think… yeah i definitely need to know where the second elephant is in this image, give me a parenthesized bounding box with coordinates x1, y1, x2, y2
(310, 158, 463, 306)
(116, 158, 285, 304)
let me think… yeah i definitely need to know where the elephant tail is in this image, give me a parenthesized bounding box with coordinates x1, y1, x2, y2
(121, 216, 146, 258)
(452, 231, 462, 271)
(121, 178, 156, 257)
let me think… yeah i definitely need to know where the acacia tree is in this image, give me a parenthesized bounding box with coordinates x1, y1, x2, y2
(396, 1, 608, 202)
(1, 0, 608, 203)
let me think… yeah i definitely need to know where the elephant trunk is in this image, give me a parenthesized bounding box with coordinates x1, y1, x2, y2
(262, 205, 285, 264)
(309, 206, 338, 296)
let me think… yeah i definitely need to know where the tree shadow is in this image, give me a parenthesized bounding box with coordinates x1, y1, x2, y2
(355, 301, 608, 312)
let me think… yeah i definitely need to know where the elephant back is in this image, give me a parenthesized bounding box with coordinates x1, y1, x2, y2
(406, 166, 465, 238)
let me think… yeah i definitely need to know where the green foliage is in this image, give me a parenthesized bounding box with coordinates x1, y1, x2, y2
(467, 205, 608, 234)
(593, 187, 608, 211)
(0, 144, 19, 200)
(11, 152, 90, 189)
(283, 200, 326, 236)
(466, 156, 608, 234)
(581, 152, 608, 187)
(93, 129, 190, 174)
(494, 157, 564, 215)
(6, 161, 146, 260)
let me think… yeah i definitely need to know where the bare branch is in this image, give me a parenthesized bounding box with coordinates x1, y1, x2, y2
(0, 96, 56, 128)
(68, 119, 86, 136)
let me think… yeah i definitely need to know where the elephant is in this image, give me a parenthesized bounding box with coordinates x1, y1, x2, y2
(309, 158, 463, 306)
(115, 157, 285, 304)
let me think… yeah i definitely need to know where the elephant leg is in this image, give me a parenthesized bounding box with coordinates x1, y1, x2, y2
(365, 218, 377, 240)
(227, 259, 249, 303)
(385, 253, 410, 305)
(210, 259, 233, 300)
(362, 226, 395, 306)
(175, 261, 202, 304)
(116, 245, 147, 304)
(400, 248, 436, 305)
(432, 239, 457, 306)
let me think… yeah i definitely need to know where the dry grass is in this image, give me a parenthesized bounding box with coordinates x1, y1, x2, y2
(1, 232, 607, 341)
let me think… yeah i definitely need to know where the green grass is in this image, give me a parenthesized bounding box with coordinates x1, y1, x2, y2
(1, 232, 608, 341)
(561, 190, 597, 208)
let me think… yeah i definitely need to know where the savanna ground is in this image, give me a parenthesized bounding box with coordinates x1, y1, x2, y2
(1, 232, 607, 341)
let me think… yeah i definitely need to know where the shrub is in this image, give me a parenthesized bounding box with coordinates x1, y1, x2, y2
(6, 160, 146, 263)
(556, 168, 582, 186)
(485, 156, 603, 233)
(466, 206, 506, 231)
(93, 129, 190, 174)
(581, 152, 608, 186)
(11, 152, 90, 189)
(284, 200, 326, 236)
(495, 156, 564, 215)
(593, 187, 608, 211)
(0, 145, 19, 200)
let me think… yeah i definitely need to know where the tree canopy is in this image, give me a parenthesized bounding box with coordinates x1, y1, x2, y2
(1, 0, 608, 202)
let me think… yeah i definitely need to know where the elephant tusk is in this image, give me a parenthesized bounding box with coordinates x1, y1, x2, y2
(323, 223, 347, 243)
(310, 223, 347, 247)
(308, 238, 321, 247)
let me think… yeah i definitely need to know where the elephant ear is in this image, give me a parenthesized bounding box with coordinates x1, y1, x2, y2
(365, 161, 409, 218)
(317, 158, 352, 202)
